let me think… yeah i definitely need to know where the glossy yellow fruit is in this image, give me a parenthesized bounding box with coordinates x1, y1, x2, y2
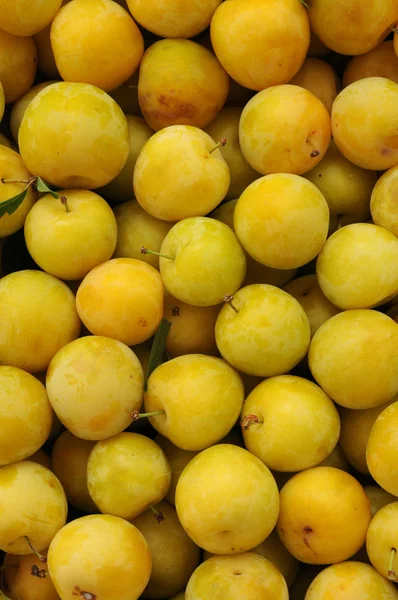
(367, 402, 398, 496)
(332, 77, 398, 170)
(138, 39, 229, 131)
(132, 502, 200, 599)
(47, 515, 152, 600)
(0, 366, 52, 466)
(289, 58, 339, 114)
(343, 41, 398, 87)
(76, 258, 163, 345)
(0, 29, 36, 103)
(0, 0, 62, 36)
(366, 502, 398, 580)
(365, 485, 397, 517)
(46, 336, 144, 440)
(2, 552, 59, 600)
(210, 0, 309, 91)
(0, 270, 80, 373)
(234, 175, 329, 269)
(370, 165, 398, 237)
(134, 125, 230, 221)
(19, 82, 130, 189)
(0, 461, 67, 554)
(277, 467, 372, 564)
(10, 81, 55, 143)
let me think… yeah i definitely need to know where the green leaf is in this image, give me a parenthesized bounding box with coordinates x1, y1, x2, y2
(0, 187, 29, 218)
(36, 177, 59, 199)
(145, 318, 172, 389)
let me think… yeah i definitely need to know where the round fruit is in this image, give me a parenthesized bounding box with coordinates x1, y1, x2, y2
(0, 29, 36, 103)
(289, 58, 340, 114)
(370, 165, 398, 237)
(10, 80, 55, 142)
(343, 41, 398, 87)
(0, 0, 62, 36)
(366, 501, 398, 581)
(367, 402, 398, 496)
(2, 551, 59, 600)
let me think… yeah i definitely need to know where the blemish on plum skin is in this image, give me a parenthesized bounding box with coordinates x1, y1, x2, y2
(381, 147, 392, 156)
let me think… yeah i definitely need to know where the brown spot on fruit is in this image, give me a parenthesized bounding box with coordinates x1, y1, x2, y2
(138, 317, 147, 327)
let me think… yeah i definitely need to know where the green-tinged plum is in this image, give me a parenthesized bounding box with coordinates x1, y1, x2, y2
(370, 165, 398, 237)
(367, 402, 398, 496)
(366, 501, 398, 581)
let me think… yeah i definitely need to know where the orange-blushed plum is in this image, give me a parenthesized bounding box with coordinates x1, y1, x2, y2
(276, 467, 372, 564)
(185, 554, 288, 600)
(76, 258, 163, 345)
(0, 366, 53, 466)
(331, 77, 398, 170)
(19, 82, 130, 190)
(239, 86, 331, 176)
(2, 552, 59, 600)
(134, 125, 229, 222)
(10, 80, 56, 142)
(154, 435, 199, 506)
(0, 29, 36, 103)
(51, 431, 97, 513)
(316, 224, 398, 310)
(138, 39, 229, 131)
(366, 502, 398, 581)
(0, 270, 80, 373)
(210, 0, 309, 91)
(176, 445, 279, 554)
(0, 461, 67, 554)
(343, 41, 398, 87)
(309, 310, 398, 410)
(370, 165, 398, 237)
(47, 515, 152, 600)
(289, 58, 340, 114)
(0, 146, 36, 238)
(0, 0, 62, 36)
(144, 355, 244, 451)
(367, 402, 398, 497)
(365, 486, 397, 517)
(132, 502, 201, 599)
(46, 336, 144, 440)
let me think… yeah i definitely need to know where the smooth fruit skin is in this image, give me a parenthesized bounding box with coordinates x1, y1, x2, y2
(316, 223, 398, 310)
(215, 284, 311, 377)
(0, 461, 67, 554)
(241, 375, 340, 472)
(0, 29, 36, 103)
(305, 561, 398, 600)
(186, 553, 288, 600)
(10, 80, 55, 142)
(308, 0, 398, 55)
(289, 58, 340, 114)
(210, 0, 309, 91)
(132, 502, 201, 599)
(343, 41, 398, 87)
(19, 82, 130, 189)
(0, 0, 62, 36)
(47, 515, 152, 600)
(46, 336, 144, 440)
(144, 354, 244, 451)
(239, 86, 331, 176)
(76, 258, 163, 346)
(234, 175, 329, 269)
(331, 77, 398, 170)
(2, 552, 59, 600)
(0, 270, 81, 373)
(370, 165, 398, 237)
(309, 310, 398, 409)
(176, 445, 279, 554)
(367, 402, 398, 496)
(367, 502, 398, 580)
(134, 125, 230, 221)
(276, 467, 372, 564)
(51, 0, 144, 92)
(0, 366, 53, 466)
(87, 433, 171, 519)
(25, 190, 118, 281)
(138, 39, 229, 131)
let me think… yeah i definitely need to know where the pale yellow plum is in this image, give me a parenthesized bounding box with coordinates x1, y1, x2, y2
(370, 165, 398, 237)
(76, 258, 163, 345)
(34, 24, 60, 79)
(186, 553, 288, 600)
(159, 217, 246, 307)
(10, 81, 56, 143)
(51, 431, 97, 513)
(234, 175, 329, 269)
(154, 436, 199, 506)
(0, 145, 36, 238)
(87, 433, 171, 519)
(366, 502, 398, 581)
(134, 126, 229, 221)
(0, 366, 52, 466)
(284, 275, 340, 337)
(241, 376, 340, 472)
(0, 0, 62, 36)
(316, 224, 398, 309)
(305, 561, 398, 600)
(343, 42, 398, 87)
(365, 486, 397, 517)
(28, 449, 52, 470)
(239, 86, 331, 176)
(0, 461, 67, 554)
(317, 444, 350, 471)
(19, 82, 130, 189)
(308, 0, 398, 56)
(176, 445, 279, 554)
(205, 108, 260, 200)
(138, 39, 229, 131)
(276, 467, 372, 564)
(2, 552, 59, 600)
(109, 71, 140, 116)
(367, 402, 398, 496)
(47, 514, 152, 600)
(0, 30, 36, 103)
(332, 78, 398, 170)
(0, 270, 80, 373)
(144, 354, 244, 451)
(126, 0, 221, 38)
(132, 502, 200, 599)
(289, 58, 340, 114)
(304, 140, 376, 233)
(210, 0, 309, 91)
(46, 336, 144, 440)
(51, 0, 144, 92)
(309, 310, 398, 409)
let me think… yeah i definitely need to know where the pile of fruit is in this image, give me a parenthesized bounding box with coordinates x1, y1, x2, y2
(0, 0, 398, 599)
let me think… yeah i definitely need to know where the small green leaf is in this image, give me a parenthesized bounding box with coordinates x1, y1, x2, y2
(0, 187, 29, 218)
(36, 177, 59, 199)
(145, 318, 172, 389)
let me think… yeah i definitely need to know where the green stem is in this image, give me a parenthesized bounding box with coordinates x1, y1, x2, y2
(131, 410, 166, 421)
(149, 505, 165, 523)
(209, 138, 227, 154)
(223, 295, 239, 314)
(24, 537, 47, 563)
(140, 246, 174, 260)
(60, 196, 70, 213)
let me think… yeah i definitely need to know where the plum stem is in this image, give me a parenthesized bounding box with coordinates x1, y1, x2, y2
(60, 196, 70, 213)
(164, 304, 180, 316)
(1, 178, 31, 184)
(223, 295, 239, 314)
(140, 246, 174, 260)
(209, 138, 227, 154)
(149, 505, 165, 523)
(241, 414, 263, 430)
(306, 137, 320, 158)
(24, 537, 47, 562)
(388, 547, 397, 581)
(131, 410, 166, 421)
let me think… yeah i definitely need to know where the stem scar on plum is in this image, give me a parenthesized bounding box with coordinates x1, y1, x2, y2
(306, 134, 320, 158)
(388, 547, 397, 581)
(31, 564, 48, 578)
(73, 586, 97, 600)
(241, 414, 263, 430)
(149, 505, 165, 523)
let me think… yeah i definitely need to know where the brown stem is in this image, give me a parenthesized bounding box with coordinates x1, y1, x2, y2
(209, 138, 227, 154)
(60, 196, 70, 213)
(241, 414, 263, 431)
(388, 547, 397, 581)
(149, 505, 165, 523)
(164, 304, 180, 316)
(306, 137, 320, 158)
(24, 537, 46, 563)
(131, 410, 166, 421)
(223, 295, 239, 314)
(140, 246, 174, 260)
